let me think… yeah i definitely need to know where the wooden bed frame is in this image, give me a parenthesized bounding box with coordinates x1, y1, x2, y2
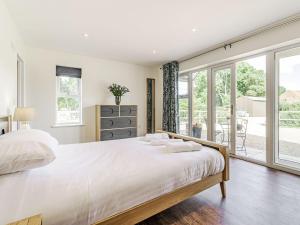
(1, 115, 229, 225)
(93, 130, 229, 225)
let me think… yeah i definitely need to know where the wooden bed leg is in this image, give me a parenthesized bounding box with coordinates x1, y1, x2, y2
(220, 181, 226, 198)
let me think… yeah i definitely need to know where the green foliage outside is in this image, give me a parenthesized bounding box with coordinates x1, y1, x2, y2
(279, 102, 300, 127)
(179, 62, 300, 128)
(57, 97, 79, 111)
(57, 77, 80, 111)
(236, 62, 265, 97)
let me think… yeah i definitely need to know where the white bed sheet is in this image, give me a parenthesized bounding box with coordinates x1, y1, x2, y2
(0, 138, 224, 225)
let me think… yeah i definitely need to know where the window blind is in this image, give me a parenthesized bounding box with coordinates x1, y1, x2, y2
(56, 65, 82, 78)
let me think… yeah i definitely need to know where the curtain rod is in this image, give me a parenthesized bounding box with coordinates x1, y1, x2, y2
(179, 13, 300, 64)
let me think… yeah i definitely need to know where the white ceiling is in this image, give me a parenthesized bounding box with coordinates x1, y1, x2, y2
(4, 0, 300, 66)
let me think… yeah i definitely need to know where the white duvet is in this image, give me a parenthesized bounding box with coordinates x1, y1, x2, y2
(0, 138, 224, 225)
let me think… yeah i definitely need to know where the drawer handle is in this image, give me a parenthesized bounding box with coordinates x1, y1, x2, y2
(129, 119, 132, 124)
(129, 130, 132, 136)
(110, 120, 114, 125)
(110, 132, 114, 137)
(129, 108, 132, 114)
(110, 108, 114, 113)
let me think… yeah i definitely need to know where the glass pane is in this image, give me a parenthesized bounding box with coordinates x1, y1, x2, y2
(58, 76, 80, 96)
(178, 74, 189, 96)
(214, 68, 231, 146)
(179, 98, 189, 135)
(179, 74, 189, 135)
(277, 48, 300, 167)
(56, 96, 80, 124)
(236, 56, 266, 161)
(192, 70, 208, 140)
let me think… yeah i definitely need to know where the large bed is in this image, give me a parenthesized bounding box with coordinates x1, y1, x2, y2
(0, 116, 229, 225)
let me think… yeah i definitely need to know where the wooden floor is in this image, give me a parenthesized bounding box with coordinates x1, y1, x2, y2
(138, 158, 300, 225)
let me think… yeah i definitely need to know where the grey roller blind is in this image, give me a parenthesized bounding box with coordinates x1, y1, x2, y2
(56, 65, 82, 78)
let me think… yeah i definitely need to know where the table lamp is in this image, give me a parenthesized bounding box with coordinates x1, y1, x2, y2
(14, 107, 35, 129)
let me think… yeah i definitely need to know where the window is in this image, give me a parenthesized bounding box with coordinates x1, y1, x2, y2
(235, 56, 266, 161)
(275, 47, 300, 169)
(192, 70, 208, 140)
(178, 74, 189, 135)
(178, 70, 208, 139)
(178, 43, 300, 175)
(56, 66, 82, 125)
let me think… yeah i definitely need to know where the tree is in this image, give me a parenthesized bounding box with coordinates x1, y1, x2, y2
(236, 62, 265, 97)
(57, 77, 80, 111)
(215, 69, 231, 107)
(193, 71, 207, 110)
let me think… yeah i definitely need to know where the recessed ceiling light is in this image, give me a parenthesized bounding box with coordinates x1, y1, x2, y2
(83, 33, 89, 38)
(192, 28, 197, 32)
(152, 50, 157, 54)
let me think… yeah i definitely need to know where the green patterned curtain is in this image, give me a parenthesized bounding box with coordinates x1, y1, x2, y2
(162, 61, 179, 133)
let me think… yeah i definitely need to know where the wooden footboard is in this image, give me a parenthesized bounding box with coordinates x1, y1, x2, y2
(94, 131, 229, 225)
(158, 130, 229, 182)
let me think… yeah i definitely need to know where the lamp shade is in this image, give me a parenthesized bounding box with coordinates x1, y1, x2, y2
(14, 107, 35, 121)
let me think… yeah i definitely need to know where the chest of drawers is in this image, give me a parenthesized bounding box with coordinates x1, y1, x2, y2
(95, 105, 137, 141)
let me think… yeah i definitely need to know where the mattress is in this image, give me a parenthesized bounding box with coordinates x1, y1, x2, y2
(0, 138, 224, 225)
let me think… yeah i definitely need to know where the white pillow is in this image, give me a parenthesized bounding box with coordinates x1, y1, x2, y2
(0, 129, 58, 175)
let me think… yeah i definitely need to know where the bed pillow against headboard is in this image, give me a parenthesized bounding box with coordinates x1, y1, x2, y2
(0, 129, 58, 175)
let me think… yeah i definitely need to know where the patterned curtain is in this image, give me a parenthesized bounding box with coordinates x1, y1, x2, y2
(162, 61, 179, 133)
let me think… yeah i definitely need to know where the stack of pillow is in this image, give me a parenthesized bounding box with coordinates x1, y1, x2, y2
(141, 133, 202, 153)
(0, 129, 58, 175)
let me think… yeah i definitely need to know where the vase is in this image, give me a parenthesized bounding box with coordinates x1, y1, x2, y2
(115, 96, 121, 105)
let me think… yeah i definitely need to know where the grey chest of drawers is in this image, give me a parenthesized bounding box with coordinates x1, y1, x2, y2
(95, 105, 137, 141)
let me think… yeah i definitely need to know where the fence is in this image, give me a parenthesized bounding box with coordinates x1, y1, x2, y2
(180, 110, 300, 128)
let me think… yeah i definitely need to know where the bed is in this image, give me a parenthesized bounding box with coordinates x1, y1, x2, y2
(0, 116, 229, 225)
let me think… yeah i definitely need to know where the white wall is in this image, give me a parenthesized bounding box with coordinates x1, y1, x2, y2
(0, 0, 24, 116)
(180, 20, 300, 72)
(25, 47, 154, 144)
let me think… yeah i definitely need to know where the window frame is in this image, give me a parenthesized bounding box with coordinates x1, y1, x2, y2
(274, 46, 300, 170)
(55, 75, 82, 126)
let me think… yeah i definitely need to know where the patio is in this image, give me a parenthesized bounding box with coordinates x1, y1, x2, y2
(179, 116, 300, 164)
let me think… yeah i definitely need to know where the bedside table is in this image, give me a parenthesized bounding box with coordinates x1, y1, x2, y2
(6, 214, 42, 225)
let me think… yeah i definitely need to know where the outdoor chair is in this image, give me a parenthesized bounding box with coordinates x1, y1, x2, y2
(204, 118, 224, 143)
(236, 118, 248, 155)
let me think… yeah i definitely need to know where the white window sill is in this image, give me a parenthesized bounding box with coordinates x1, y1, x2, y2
(52, 123, 86, 128)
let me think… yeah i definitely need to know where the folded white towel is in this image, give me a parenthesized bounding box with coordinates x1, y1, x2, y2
(139, 133, 170, 142)
(150, 138, 183, 146)
(163, 141, 202, 153)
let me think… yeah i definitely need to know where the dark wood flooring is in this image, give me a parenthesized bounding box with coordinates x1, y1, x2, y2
(138, 158, 300, 225)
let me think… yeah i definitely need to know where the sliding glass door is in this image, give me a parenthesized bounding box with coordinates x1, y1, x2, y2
(235, 56, 267, 162)
(178, 74, 189, 135)
(275, 47, 300, 169)
(212, 66, 235, 150)
(178, 70, 208, 138)
(192, 70, 208, 140)
(178, 43, 300, 174)
(178, 65, 236, 149)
